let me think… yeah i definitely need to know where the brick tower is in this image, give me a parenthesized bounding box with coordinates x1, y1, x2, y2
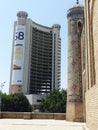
(66, 2, 84, 121)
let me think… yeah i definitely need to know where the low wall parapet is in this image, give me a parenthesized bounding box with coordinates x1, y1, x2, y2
(0, 112, 66, 120)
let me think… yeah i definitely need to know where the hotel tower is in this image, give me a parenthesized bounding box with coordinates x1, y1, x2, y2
(9, 11, 61, 100)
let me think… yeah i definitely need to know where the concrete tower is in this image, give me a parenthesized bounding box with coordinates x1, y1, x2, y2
(66, 3, 84, 121)
(9, 11, 61, 97)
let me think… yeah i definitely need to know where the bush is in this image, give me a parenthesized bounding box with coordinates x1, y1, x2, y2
(1, 93, 32, 112)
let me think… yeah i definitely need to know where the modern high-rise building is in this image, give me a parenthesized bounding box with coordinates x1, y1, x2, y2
(9, 11, 61, 99)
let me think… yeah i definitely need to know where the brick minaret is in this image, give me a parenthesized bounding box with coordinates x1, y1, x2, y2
(66, 4, 84, 121)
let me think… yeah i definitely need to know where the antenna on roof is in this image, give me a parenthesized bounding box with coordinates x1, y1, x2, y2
(76, 0, 79, 4)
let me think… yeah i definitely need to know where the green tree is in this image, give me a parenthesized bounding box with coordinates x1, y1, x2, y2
(1, 93, 12, 111)
(1, 93, 32, 112)
(39, 89, 67, 113)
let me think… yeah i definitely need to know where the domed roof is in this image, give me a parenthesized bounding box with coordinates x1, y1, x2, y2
(67, 2, 84, 18)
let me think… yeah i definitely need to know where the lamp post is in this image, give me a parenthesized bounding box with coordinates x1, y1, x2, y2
(0, 82, 5, 112)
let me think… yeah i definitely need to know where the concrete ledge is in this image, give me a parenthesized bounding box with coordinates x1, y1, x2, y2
(1, 112, 24, 119)
(0, 112, 2, 119)
(0, 112, 66, 120)
(16, 112, 24, 119)
(2, 112, 17, 118)
(23, 112, 32, 119)
(32, 113, 54, 119)
(54, 113, 66, 120)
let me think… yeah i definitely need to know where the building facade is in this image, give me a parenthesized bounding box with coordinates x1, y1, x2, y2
(83, 0, 98, 130)
(9, 11, 61, 97)
(66, 3, 84, 122)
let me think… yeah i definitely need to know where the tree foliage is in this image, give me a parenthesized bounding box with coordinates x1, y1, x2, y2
(1, 93, 32, 112)
(39, 89, 67, 113)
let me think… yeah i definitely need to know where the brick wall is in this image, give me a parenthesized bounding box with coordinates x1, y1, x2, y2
(93, 0, 98, 85)
(85, 85, 98, 130)
(84, 1, 98, 130)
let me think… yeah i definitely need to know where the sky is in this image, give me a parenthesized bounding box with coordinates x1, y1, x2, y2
(0, 0, 84, 94)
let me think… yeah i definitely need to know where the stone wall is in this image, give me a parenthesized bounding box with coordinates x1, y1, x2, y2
(66, 102, 83, 122)
(0, 112, 66, 120)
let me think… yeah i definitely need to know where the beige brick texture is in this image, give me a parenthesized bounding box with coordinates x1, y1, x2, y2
(66, 102, 83, 122)
(84, 1, 98, 130)
(93, 0, 98, 84)
(85, 85, 98, 130)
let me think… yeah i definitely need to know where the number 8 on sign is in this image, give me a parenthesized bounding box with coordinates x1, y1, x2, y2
(15, 31, 24, 40)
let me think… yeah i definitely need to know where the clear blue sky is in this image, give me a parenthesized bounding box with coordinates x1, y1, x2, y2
(0, 0, 84, 93)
